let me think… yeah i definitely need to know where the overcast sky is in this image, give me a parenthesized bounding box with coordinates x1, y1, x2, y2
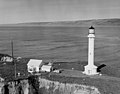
(0, 0, 120, 24)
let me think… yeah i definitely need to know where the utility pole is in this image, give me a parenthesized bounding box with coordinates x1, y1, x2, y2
(11, 40, 16, 78)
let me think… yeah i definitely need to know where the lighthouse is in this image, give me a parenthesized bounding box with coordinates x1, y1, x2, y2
(83, 26, 98, 75)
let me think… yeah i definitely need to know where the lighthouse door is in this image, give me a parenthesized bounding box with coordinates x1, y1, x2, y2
(88, 70, 91, 74)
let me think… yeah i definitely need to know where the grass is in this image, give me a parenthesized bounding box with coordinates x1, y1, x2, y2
(44, 75, 120, 94)
(53, 61, 120, 78)
(47, 61, 120, 94)
(0, 58, 30, 81)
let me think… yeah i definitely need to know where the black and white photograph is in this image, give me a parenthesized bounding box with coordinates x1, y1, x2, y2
(0, 0, 120, 94)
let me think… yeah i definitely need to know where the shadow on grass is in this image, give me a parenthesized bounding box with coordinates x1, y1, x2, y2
(97, 64, 106, 72)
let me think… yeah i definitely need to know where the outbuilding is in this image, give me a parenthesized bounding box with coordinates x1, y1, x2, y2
(41, 65, 52, 72)
(27, 59, 43, 73)
(0, 54, 13, 62)
(1, 56, 13, 62)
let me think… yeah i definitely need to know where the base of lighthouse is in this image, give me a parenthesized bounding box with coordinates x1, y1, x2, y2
(83, 65, 98, 75)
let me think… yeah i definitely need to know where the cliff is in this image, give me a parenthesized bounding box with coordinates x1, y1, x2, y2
(38, 77, 100, 94)
(0, 76, 100, 94)
(1, 73, 120, 94)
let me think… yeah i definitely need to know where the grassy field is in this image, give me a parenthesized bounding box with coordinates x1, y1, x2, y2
(44, 74, 120, 94)
(0, 57, 120, 94)
(0, 58, 30, 81)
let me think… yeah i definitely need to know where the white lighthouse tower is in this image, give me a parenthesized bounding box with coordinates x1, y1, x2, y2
(83, 26, 98, 75)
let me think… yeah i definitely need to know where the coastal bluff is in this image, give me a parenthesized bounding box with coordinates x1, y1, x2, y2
(0, 76, 100, 94)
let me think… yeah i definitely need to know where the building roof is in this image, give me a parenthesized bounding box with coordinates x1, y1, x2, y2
(89, 26, 94, 29)
(0, 53, 12, 59)
(41, 65, 52, 69)
(27, 59, 43, 67)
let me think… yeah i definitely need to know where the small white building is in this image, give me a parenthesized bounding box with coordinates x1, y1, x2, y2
(0, 77, 4, 82)
(41, 65, 52, 72)
(1, 56, 13, 62)
(27, 59, 43, 73)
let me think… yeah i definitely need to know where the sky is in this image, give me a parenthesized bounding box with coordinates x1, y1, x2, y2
(0, 0, 120, 24)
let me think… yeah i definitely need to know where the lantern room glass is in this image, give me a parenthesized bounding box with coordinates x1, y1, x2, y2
(89, 26, 95, 34)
